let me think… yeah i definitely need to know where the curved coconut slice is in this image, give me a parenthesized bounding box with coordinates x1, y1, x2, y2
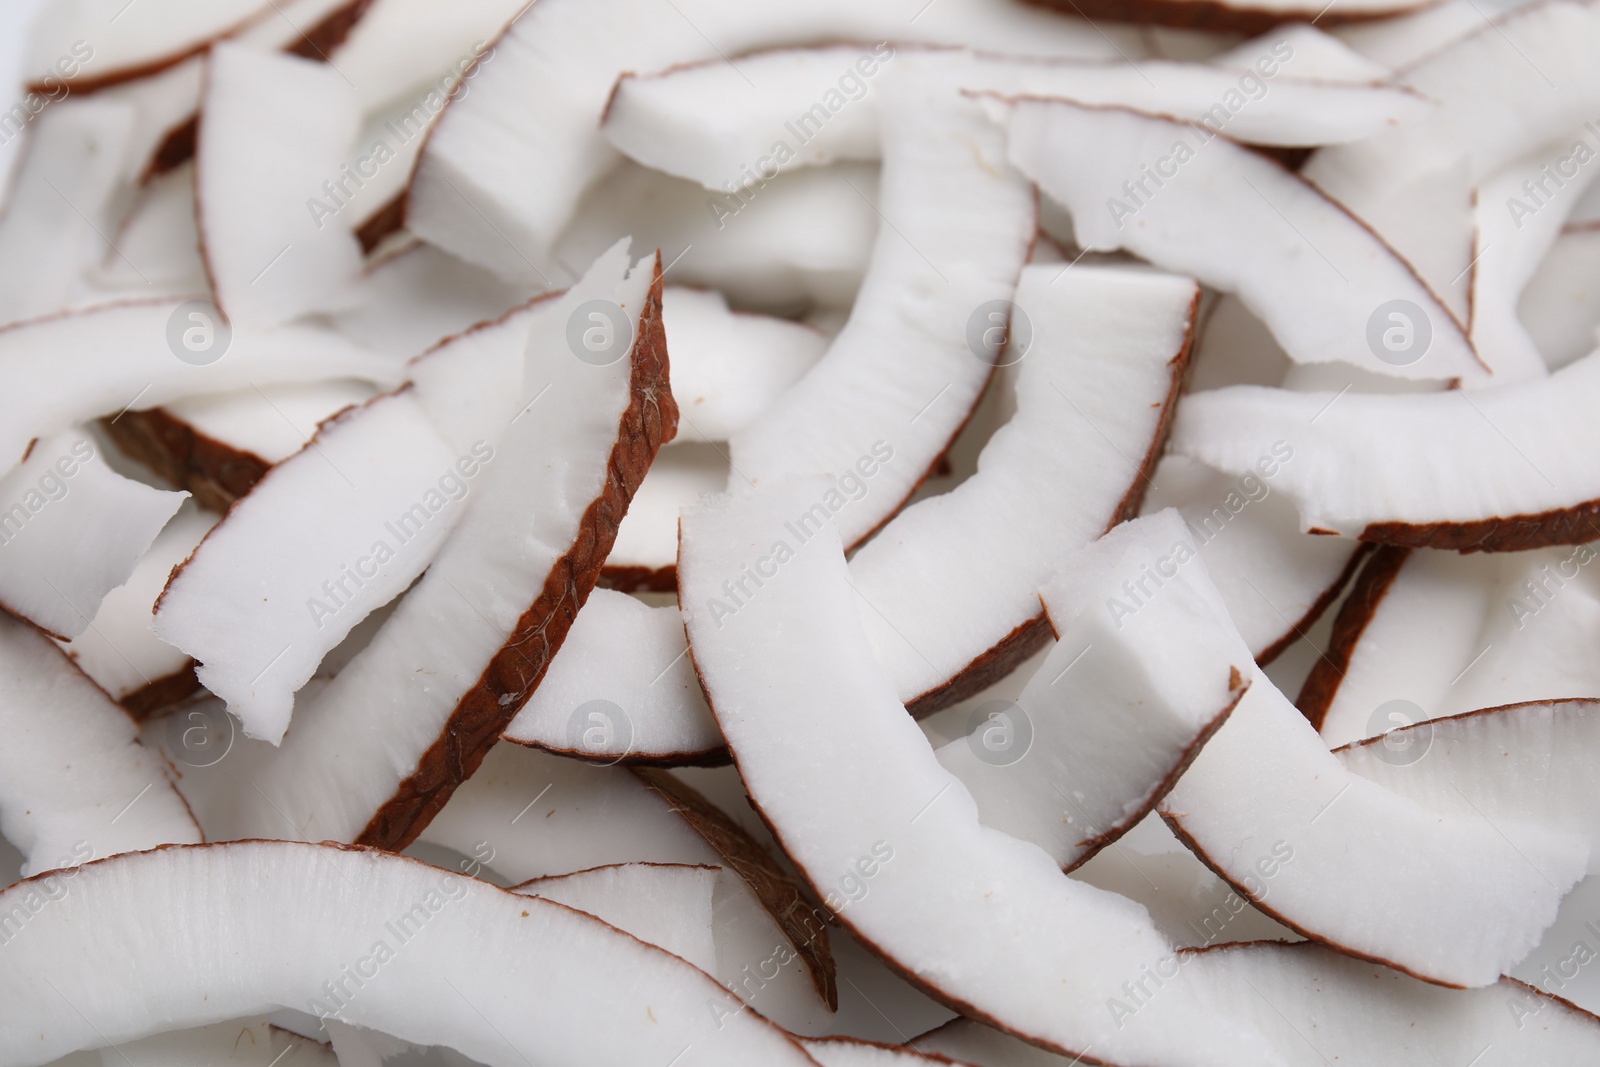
(0, 430, 186, 640)
(53, 501, 212, 718)
(1170, 350, 1600, 551)
(0, 612, 200, 877)
(914, 941, 1600, 1065)
(0, 100, 136, 328)
(0, 301, 402, 468)
(679, 481, 1277, 1066)
(601, 444, 727, 590)
(803, 1038, 966, 1066)
(197, 43, 364, 329)
(663, 288, 827, 444)
(1000, 97, 1484, 383)
(1022, 0, 1434, 34)
(730, 84, 1034, 550)
(405, 0, 1132, 282)
(1337, 699, 1600, 872)
(212, 246, 668, 848)
(102, 1017, 339, 1067)
(502, 588, 723, 761)
(0, 842, 819, 1067)
(1140, 454, 1363, 663)
(1522, 225, 1600, 372)
(850, 263, 1194, 711)
(152, 390, 475, 745)
(514, 862, 720, 975)
(934, 510, 1247, 870)
(604, 47, 1425, 191)
(23, 0, 271, 94)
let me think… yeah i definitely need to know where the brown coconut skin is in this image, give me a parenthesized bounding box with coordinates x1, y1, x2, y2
(1295, 545, 1410, 731)
(354, 255, 676, 852)
(1020, 0, 1438, 36)
(100, 408, 270, 514)
(1361, 506, 1600, 553)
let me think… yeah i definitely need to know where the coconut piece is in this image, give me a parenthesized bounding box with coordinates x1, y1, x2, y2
(79, 165, 207, 303)
(803, 1038, 967, 1066)
(603, 47, 1426, 191)
(1000, 97, 1484, 382)
(0, 100, 136, 327)
(850, 264, 1194, 712)
(152, 391, 476, 745)
(89, 58, 206, 183)
(212, 245, 668, 848)
(934, 511, 1247, 870)
(197, 43, 364, 328)
(1210, 25, 1392, 84)
(1169, 351, 1600, 551)
(406, 0, 1134, 282)
(23, 0, 271, 93)
(913, 941, 1600, 1065)
(331, 0, 526, 116)
(730, 84, 1033, 549)
(679, 480, 1276, 1066)
(514, 862, 719, 974)
(1522, 225, 1600, 372)
(1023, 0, 1434, 34)
(0, 612, 200, 877)
(0, 429, 186, 640)
(100, 1018, 339, 1067)
(601, 444, 727, 590)
(0, 300, 402, 468)
(53, 501, 212, 718)
(0, 841, 819, 1067)
(160, 378, 377, 467)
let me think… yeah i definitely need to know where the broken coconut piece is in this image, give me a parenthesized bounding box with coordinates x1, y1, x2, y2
(729, 83, 1034, 549)
(0, 611, 200, 877)
(196, 43, 364, 328)
(1169, 350, 1600, 551)
(603, 46, 1426, 191)
(679, 480, 1277, 1066)
(850, 263, 1195, 712)
(213, 245, 670, 849)
(913, 940, 1600, 1065)
(0, 842, 819, 1066)
(513, 862, 720, 975)
(934, 510, 1248, 870)
(1000, 97, 1484, 383)
(0, 429, 187, 641)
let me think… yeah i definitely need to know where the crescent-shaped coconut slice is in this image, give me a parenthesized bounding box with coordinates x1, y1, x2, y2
(0, 430, 187, 641)
(933, 510, 1247, 870)
(405, 0, 1134, 282)
(196, 43, 365, 329)
(913, 940, 1600, 1065)
(52, 501, 212, 719)
(513, 862, 720, 975)
(0, 301, 402, 469)
(211, 246, 668, 849)
(679, 481, 1278, 1066)
(0, 842, 819, 1067)
(998, 96, 1485, 383)
(849, 263, 1195, 711)
(0, 612, 200, 877)
(603, 46, 1426, 191)
(730, 83, 1034, 550)
(1169, 349, 1600, 551)
(103, 1017, 339, 1067)
(22, 0, 272, 94)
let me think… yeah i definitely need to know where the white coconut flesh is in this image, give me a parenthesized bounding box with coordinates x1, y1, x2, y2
(603, 47, 1427, 191)
(913, 940, 1600, 1066)
(81, 165, 208, 302)
(23, 0, 272, 92)
(87, 57, 204, 184)
(158, 379, 378, 469)
(513, 862, 720, 975)
(209, 245, 661, 848)
(1169, 348, 1600, 550)
(0, 611, 200, 877)
(1210, 25, 1393, 84)
(933, 510, 1248, 870)
(0, 300, 402, 469)
(1522, 225, 1600, 372)
(804, 1037, 969, 1066)
(97, 1017, 339, 1067)
(52, 501, 213, 710)
(331, 0, 528, 117)
(679, 482, 1277, 1067)
(0, 842, 820, 1067)
(1000, 97, 1485, 383)
(0, 429, 186, 641)
(850, 263, 1195, 708)
(601, 443, 728, 583)
(196, 43, 364, 329)
(406, 0, 1135, 282)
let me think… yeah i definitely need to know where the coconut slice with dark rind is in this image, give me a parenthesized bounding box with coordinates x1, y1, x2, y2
(0, 611, 201, 877)
(679, 480, 1277, 1067)
(1169, 349, 1600, 551)
(1019, 0, 1436, 35)
(0, 841, 820, 1067)
(512, 862, 720, 975)
(999, 96, 1485, 383)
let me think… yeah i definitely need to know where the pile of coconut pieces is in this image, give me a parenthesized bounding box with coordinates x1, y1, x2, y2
(8, 0, 1600, 1062)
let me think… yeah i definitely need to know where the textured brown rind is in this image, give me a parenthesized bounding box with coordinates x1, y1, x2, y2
(507, 733, 730, 768)
(631, 767, 838, 1011)
(1020, 0, 1437, 35)
(1294, 545, 1410, 731)
(354, 257, 676, 852)
(118, 663, 203, 721)
(1256, 541, 1371, 668)
(1333, 696, 1600, 755)
(100, 408, 269, 513)
(1361, 505, 1600, 553)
